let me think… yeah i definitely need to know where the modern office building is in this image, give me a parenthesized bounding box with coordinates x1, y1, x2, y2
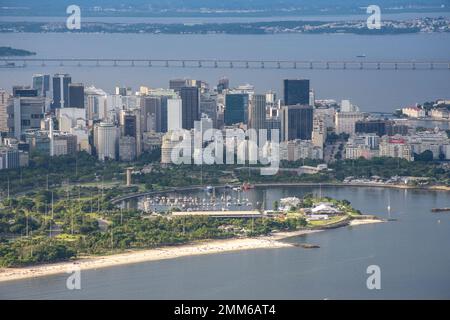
(144, 88, 178, 133)
(53, 133, 77, 156)
(217, 77, 229, 93)
(355, 119, 387, 137)
(120, 109, 141, 157)
(141, 96, 162, 132)
(12, 86, 38, 97)
(283, 79, 310, 106)
(335, 112, 365, 135)
(266, 117, 281, 141)
(7, 95, 46, 139)
(280, 104, 313, 141)
(115, 86, 132, 96)
(32, 74, 51, 97)
(248, 94, 267, 132)
(169, 79, 189, 93)
(167, 98, 183, 131)
(0, 147, 21, 170)
(94, 122, 118, 161)
(224, 93, 249, 126)
(194, 115, 213, 136)
(200, 93, 218, 127)
(386, 122, 409, 136)
(340, 100, 360, 112)
(0, 89, 10, 133)
(51, 73, 71, 109)
(68, 83, 84, 108)
(160, 95, 170, 133)
(119, 136, 137, 161)
(180, 86, 200, 130)
(85, 86, 108, 121)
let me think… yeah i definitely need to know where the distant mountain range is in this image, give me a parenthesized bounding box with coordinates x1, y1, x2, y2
(1, 0, 449, 16)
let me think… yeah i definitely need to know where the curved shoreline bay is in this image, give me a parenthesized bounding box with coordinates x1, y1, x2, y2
(0, 185, 448, 299)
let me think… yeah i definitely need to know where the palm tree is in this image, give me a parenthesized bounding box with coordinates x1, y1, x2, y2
(66, 202, 82, 235)
(22, 208, 31, 237)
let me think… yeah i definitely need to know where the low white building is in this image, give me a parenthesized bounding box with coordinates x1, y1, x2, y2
(310, 203, 342, 214)
(402, 106, 426, 118)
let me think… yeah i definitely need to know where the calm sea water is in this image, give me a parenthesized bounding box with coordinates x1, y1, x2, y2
(1, 32, 450, 112)
(1, 186, 449, 299)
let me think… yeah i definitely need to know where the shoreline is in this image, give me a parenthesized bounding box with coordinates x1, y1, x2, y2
(0, 220, 383, 283)
(0, 230, 318, 283)
(111, 181, 450, 204)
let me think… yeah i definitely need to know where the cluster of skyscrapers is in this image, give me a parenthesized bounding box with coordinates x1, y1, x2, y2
(1, 73, 449, 170)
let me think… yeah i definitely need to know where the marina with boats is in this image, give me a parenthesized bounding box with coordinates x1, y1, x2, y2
(140, 184, 256, 213)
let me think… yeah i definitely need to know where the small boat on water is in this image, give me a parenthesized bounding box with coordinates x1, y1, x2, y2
(356, 54, 366, 58)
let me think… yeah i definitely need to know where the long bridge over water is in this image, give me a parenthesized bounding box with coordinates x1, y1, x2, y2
(1, 58, 450, 70)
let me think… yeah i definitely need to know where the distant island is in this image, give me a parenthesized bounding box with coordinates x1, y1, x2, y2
(0, 46, 36, 57)
(0, 17, 449, 35)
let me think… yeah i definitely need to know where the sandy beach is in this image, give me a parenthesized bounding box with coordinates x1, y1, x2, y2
(0, 230, 320, 283)
(349, 219, 385, 226)
(0, 220, 385, 283)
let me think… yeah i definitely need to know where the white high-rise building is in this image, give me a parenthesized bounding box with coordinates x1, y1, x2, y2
(94, 122, 118, 161)
(340, 100, 360, 112)
(167, 98, 183, 131)
(84, 86, 108, 121)
(0, 89, 10, 132)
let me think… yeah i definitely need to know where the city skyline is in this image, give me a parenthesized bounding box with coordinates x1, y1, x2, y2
(1, 0, 449, 305)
